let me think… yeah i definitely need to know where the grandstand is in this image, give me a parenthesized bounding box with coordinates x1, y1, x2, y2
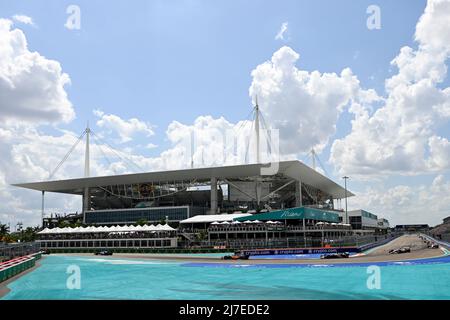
(14, 160, 353, 226)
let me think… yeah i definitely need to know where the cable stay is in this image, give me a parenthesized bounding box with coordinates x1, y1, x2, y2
(90, 134, 117, 175)
(303, 183, 319, 204)
(310, 148, 329, 177)
(47, 125, 147, 181)
(48, 130, 86, 180)
(90, 130, 144, 173)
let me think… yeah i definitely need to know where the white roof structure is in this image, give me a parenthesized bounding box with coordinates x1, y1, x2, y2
(179, 213, 251, 224)
(12, 160, 353, 198)
(37, 224, 175, 234)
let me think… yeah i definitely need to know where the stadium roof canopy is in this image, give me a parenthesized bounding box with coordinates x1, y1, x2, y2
(12, 160, 354, 198)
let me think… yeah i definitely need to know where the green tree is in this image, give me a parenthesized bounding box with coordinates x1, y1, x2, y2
(0, 222, 9, 237)
(3, 233, 18, 243)
(136, 219, 148, 226)
(58, 220, 71, 228)
(19, 227, 37, 243)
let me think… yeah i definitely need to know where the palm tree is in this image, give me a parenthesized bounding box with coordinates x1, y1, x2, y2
(0, 222, 10, 237)
(20, 227, 37, 242)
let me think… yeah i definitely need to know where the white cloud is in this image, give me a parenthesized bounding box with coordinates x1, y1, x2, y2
(135, 114, 284, 171)
(12, 15, 35, 26)
(2, 1, 450, 229)
(0, 121, 159, 227)
(0, 19, 74, 124)
(0, 18, 79, 227)
(275, 22, 289, 41)
(330, 0, 450, 177)
(249, 46, 379, 157)
(0, 125, 82, 227)
(153, 115, 236, 170)
(146, 143, 158, 149)
(349, 175, 450, 226)
(94, 110, 155, 143)
(0, 18, 78, 227)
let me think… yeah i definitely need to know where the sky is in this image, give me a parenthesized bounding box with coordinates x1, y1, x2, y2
(0, 0, 450, 229)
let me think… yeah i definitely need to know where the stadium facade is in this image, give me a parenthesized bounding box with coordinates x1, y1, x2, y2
(14, 160, 353, 226)
(11, 118, 390, 251)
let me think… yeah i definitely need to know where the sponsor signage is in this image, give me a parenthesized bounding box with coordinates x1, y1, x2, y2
(240, 247, 359, 256)
(234, 206, 340, 223)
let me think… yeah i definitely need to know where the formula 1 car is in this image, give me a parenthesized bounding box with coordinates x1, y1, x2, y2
(320, 252, 350, 259)
(222, 254, 250, 260)
(428, 243, 439, 249)
(94, 250, 113, 256)
(389, 247, 411, 254)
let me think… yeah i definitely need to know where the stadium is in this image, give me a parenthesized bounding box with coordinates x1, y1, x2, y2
(12, 107, 389, 251)
(13, 157, 393, 251)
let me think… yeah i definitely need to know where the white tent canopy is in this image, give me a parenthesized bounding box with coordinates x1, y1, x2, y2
(37, 224, 175, 234)
(180, 213, 251, 224)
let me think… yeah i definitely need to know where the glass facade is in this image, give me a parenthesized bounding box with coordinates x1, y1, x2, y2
(349, 216, 362, 229)
(361, 210, 378, 220)
(39, 239, 175, 248)
(85, 206, 195, 224)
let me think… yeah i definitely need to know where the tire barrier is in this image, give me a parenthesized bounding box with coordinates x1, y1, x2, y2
(0, 253, 42, 283)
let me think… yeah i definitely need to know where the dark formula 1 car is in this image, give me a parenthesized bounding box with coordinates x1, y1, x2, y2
(222, 254, 250, 260)
(320, 252, 350, 259)
(389, 247, 411, 254)
(428, 243, 439, 249)
(94, 250, 113, 256)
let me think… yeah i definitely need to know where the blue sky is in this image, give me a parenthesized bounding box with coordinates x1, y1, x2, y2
(0, 0, 427, 130)
(2, 0, 432, 153)
(1, 0, 450, 226)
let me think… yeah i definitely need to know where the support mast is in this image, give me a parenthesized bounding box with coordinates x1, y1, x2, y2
(84, 122, 90, 178)
(255, 96, 260, 164)
(41, 190, 45, 227)
(83, 122, 90, 223)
